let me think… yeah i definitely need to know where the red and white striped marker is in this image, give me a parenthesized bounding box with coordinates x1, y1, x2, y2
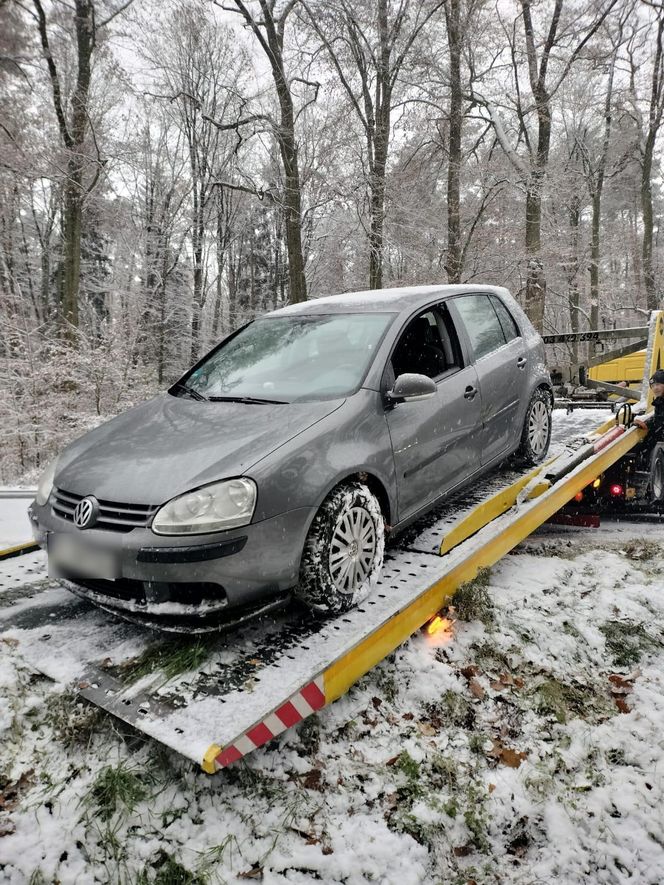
(204, 675, 326, 771)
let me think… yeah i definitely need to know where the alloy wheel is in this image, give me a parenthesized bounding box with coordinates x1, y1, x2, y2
(528, 400, 550, 456)
(329, 506, 378, 595)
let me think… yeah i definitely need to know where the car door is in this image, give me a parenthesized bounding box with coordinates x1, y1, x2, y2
(384, 305, 482, 521)
(448, 293, 527, 465)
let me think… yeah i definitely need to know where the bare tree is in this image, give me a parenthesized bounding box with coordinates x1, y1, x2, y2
(212, 0, 309, 304)
(30, 0, 131, 333)
(625, 2, 664, 311)
(472, 0, 619, 331)
(302, 0, 444, 290)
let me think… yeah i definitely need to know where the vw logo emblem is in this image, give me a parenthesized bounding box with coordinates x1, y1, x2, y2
(73, 496, 99, 529)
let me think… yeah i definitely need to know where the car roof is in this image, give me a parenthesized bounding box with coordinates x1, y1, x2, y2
(265, 284, 509, 317)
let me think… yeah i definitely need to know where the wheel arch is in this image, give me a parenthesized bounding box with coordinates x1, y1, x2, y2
(313, 470, 393, 527)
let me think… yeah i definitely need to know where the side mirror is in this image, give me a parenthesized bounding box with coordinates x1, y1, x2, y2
(387, 373, 436, 403)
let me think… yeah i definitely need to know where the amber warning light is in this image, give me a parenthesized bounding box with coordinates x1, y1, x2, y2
(426, 615, 453, 635)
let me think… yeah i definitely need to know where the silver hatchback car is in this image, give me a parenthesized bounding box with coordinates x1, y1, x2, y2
(30, 285, 552, 630)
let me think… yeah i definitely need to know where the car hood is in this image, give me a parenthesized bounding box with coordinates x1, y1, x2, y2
(55, 393, 344, 504)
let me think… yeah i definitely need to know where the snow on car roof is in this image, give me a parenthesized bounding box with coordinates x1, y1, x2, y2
(266, 283, 507, 316)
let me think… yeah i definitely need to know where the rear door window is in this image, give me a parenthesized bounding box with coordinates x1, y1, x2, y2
(490, 295, 520, 342)
(453, 294, 507, 361)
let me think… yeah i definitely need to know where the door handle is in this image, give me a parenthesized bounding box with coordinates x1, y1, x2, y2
(517, 357, 527, 368)
(464, 385, 477, 400)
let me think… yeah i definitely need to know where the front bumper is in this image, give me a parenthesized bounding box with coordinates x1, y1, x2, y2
(29, 499, 316, 618)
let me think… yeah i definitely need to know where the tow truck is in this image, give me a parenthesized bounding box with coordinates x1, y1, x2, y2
(1, 311, 662, 775)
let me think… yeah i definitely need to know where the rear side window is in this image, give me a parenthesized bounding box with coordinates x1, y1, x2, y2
(490, 295, 520, 342)
(453, 294, 507, 360)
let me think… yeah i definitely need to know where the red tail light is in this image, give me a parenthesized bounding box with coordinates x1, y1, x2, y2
(609, 483, 624, 497)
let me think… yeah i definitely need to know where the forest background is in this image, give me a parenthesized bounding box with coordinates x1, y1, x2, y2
(1, 0, 663, 483)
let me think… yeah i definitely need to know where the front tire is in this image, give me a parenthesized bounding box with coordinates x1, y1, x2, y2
(514, 388, 552, 466)
(296, 482, 385, 614)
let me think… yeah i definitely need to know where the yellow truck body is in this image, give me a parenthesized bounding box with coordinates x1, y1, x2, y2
(588, 350, 646, 385)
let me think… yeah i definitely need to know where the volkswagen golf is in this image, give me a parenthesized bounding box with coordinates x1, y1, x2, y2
(30, 284, 552, 631)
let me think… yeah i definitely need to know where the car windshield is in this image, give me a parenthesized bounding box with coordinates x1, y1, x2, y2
(183, 313, 395, 402)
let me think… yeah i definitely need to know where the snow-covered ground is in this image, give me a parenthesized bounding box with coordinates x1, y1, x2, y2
(0, 497, 32, 549)
(2, 407, 664, 883)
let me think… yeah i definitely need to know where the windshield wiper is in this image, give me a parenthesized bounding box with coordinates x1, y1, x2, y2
(207, 395, 287, 405)
(172, 382, 208, 401)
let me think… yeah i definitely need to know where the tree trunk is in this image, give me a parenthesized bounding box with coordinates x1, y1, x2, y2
(34, 0, 96, 336)
(642, 137, 657, 311)
(567, 194, 580, 364)
(368, 145, 388, 290)
(587, 188, 600, 329)
(524, 176, 546, 332)
(444, 0, 462, 284)
(277, 103, 307, 303)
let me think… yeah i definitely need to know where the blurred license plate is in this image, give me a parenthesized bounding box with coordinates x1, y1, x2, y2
(48, 533, 119, 581)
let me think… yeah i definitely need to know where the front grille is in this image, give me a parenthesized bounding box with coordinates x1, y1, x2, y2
(52, 487, 158, 533)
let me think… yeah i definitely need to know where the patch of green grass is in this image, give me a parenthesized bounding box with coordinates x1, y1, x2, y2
(85, 761, 151, 821)
(396, 750, 420, 780)
(434, 691, 475, 729)
(297, 716, 320, 756)
(392, 812, 438, 848)
(463, 786, 490, 853)
(469, 732, 489, 754)
(198, 835, 239, 872)
(453, 569, 494, 626)
(443, 798, 458, 818)
(430, 754, 459, 790)
(530, 676, 613, 725)
(622, 540, 660, 561)
(599, 621, 661, 667)
(153, 853, 206, 885)
(45, 692, 105, 748)
(122, 639, 213, 683)
(470, 642, 512, 675)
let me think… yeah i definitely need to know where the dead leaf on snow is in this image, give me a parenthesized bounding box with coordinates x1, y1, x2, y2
(608, 672, 639, 694)
(0, 637, 19, 648)
(402, 712, 414, 721)
(301, 769, 324, 791)
(0, 769, 35, 812)
(453, 843, 473, 857)
(417, 721, 437, 736)
(386, 755, 400, 767)
(460, 665, 480, 679)
(469, 677, 485, 700)
(489, 740, 527, 768)
(614, 697, 631, 714)
(322, 845, 334, 855)
(488, 783, 496, 793)
(372, 696, 383, 709)
(238, 866, 263, 879)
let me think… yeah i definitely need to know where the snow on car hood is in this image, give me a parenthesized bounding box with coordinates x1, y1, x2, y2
(54, 393, 344, 505)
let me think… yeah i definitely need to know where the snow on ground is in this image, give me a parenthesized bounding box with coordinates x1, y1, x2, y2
(2, 521, 664, 884)
(0, 497, 32, 549)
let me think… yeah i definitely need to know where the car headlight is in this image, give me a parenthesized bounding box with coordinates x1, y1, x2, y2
(36, 458, 58, 506)
(151, 478, 257, 535)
